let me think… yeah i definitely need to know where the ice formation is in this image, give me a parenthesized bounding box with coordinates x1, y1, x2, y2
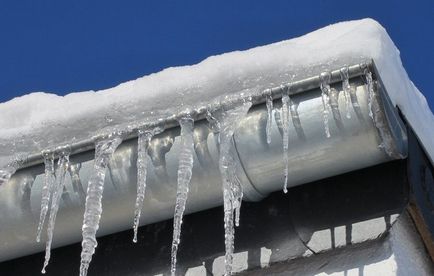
(36, 151, 55, 243)
(80, 136, 123, 276)
(42, 149, 70, 273)
(132, 127, 162, 243)
(319, 72, 332, 138)
(171, 116, 195, 276)
(207, 101, 252, 276)
(361, 66, 401, 158)
(340, 66, 352, 119)
(365, 67, 375, 119)
(281, 88, 290, 193)
(265, 90, 273, 145)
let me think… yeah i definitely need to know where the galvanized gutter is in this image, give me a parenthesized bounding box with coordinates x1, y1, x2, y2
(0, 61, 407, 261)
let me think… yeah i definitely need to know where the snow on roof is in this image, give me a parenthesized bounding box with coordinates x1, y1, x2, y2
(0, 18, 433, 167)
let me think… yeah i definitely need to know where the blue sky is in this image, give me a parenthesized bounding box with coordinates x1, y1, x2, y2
(0, 1, 433, 111)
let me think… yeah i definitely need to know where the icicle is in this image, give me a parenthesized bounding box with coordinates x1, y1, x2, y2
(132, 128, 158, 243)
(42, 148, 70, 274)
(171, 116, 195, 276)
(234, 203, 241, 227)
(36, 151, 55, 243)
(361, 65, 399, 158)
(339, 67, 352, 119)
(281, 86, 290, 194)
(319, 72, 332, 138)
(207, 101, 252, 276)
(365, 68, 375, 119)
(80, 135, 123, 276)
(265, 89, 273, 144)
(230, 159, 243, 228)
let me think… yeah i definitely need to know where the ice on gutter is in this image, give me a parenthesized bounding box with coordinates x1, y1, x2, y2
(0, 18, 433, 170)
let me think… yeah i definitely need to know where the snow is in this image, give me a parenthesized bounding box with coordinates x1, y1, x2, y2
(0, 18, 433, 169)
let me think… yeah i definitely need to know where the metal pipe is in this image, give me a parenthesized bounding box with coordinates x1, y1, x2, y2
(0, 63, 407, 261)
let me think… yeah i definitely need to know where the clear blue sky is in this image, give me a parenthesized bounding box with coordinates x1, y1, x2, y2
(0, 1, 433, 110)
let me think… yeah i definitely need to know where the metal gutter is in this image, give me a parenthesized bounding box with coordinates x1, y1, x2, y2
(0, 61, 407, 261)
(0, 159, 410, 275)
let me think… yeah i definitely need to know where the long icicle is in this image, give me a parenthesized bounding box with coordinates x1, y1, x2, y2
(221, 103, 251, 276)
(171, 116, 195, 276)
(41, 148, 70, 274)
(208, 101, 252, 276)
(281, 86, 290, 193)
(319, 72, 332, 138)
(79, 135, 123, 276)
(265, 89, 274, 144)
(132, 129, 155, 243)
(36, 151, 55, 243)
